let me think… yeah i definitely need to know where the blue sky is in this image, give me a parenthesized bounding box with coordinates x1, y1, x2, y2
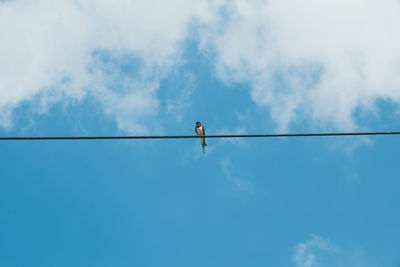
(1, 1, 400, 266)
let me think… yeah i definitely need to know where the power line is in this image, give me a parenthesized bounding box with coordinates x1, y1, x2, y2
(1, 131, 400, 141)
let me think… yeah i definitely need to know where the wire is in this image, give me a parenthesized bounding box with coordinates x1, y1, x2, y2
(1, 131, 400, 141)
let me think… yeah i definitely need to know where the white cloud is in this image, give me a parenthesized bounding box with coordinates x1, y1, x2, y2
(2, 0, 400, 133)
(293, 234, 376, 267)
(0, 0, 220, 132)
(199, 0, 400, 131)
(294, 235, 338, 267)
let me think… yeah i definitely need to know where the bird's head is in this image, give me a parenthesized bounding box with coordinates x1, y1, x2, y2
(195, 121, 201, 126)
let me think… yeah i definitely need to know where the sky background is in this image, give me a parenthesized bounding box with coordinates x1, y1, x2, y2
(1, 0, 400, 266)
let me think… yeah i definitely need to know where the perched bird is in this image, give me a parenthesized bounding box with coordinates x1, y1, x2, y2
(195, 121, 207, 153)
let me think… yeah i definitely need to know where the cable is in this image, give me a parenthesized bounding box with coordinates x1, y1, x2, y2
(1, 131, 400, 141)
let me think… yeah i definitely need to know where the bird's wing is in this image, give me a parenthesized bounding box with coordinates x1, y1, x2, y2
(202, 126, 205, 135)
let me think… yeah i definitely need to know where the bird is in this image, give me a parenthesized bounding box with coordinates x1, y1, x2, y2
(195, 121, 207, 153)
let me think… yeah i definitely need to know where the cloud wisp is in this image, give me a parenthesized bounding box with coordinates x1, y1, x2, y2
(293, 234, 375, 267)
(221, 158, 254, 193)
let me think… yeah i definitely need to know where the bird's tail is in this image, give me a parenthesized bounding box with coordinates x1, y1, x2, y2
(200, 137, 207, 153)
